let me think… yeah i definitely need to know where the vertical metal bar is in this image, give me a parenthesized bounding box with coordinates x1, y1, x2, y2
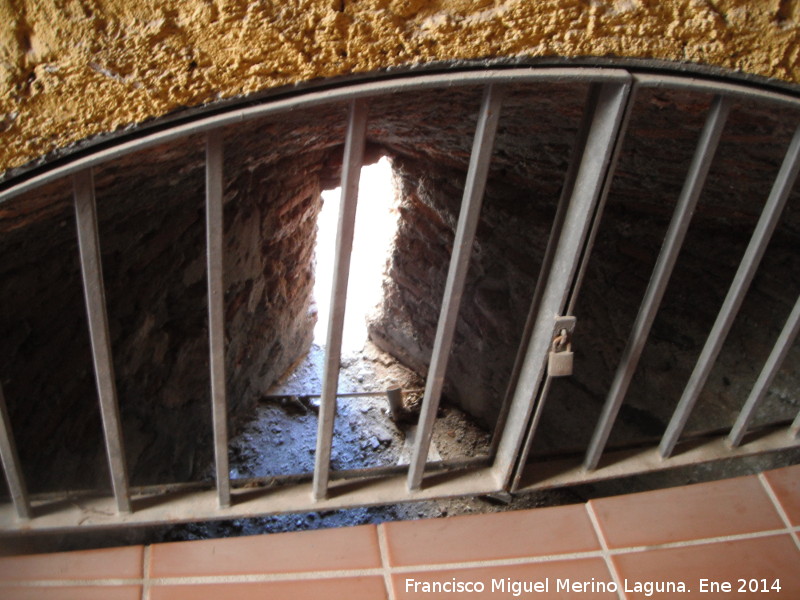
(386, 387, 404, 422)
(728, 293, 800, 447)
(508, 376, 554, 493)
(584, 96, 731, 470)
(73, 168, 131, 514)
(660, 124, 800, 458)
(0, 383, 31, 520)
(206, 130, 230, 508)
(313, 99, 369, 500)
(510, 82, 638, 490)
(489, 84, 601, 458)
(407, 85, 505, 491)
(491, 80, 632, 489)
(565, 84, 641, 317)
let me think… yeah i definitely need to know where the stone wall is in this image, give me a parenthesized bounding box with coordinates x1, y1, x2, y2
(366, 82, 586, 426)
(367, 83, 800, 443)
(0, 104, 346, 492)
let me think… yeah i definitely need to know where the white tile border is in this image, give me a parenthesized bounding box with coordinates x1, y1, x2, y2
(377, 525, 396, 600)
(586, 503, 626, 600)
(141, 544, 151, 600)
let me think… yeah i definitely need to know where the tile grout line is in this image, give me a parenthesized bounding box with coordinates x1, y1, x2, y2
(7, 501, 800, 591)
(142, 544, 152, 600)
(758, 472, 800, 551)
(7, 528, 799, 588)
(0, 552, 614, 588)
(6, 522, 797, 590)
(0, 547, 619, 585)
(387, 550, 604, 573)
(377, 524, 396, 600)
(0, 579, 144, 588)
(608, 527, 795, 556)
(0, 570, 385, 588)
(142, 569, 387, 585)
(585, 502, 626, 600)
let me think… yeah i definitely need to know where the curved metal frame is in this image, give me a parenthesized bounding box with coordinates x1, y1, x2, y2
(1, 66, 799, 533)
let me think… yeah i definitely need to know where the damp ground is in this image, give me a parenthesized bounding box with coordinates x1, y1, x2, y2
(226, 341, 496, 480)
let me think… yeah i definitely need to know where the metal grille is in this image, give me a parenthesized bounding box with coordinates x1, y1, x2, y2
(0, 67, 799, 533)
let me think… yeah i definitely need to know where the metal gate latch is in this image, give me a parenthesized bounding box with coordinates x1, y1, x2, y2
(548, 316, 576, 377)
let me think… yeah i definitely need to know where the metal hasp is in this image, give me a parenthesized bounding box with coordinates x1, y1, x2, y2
(386, 387, 404, 422)
(660, 123, 800, 458)
(488, 82, 616, 460)
(584, 95, 732, 470)
(509, 81, 635, 492)
(488, 84, 601, 458)
(73, 169, 132, 514)
(491, 79, 633, 490)
(406, 84, 505, 492)
(500, 83, 626, 486)
(728, 293, 800, 447)
(547, 316, 577, 377)
(0, 383, 31, 520)
(313, 99, 369, 500)
(206, 130, 231, 509)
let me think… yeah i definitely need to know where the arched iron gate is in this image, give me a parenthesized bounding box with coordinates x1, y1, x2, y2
(0, 66, 799, 532)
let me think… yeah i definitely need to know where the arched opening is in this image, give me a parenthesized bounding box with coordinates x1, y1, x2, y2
(0, 65, 799, 542)
(225, 154, 494, 482)
(314, 157, 397, 351)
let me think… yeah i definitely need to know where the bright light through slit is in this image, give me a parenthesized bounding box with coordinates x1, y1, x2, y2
(313, 156, 398, 354)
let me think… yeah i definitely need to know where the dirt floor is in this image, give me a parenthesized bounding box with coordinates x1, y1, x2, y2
(140, 337, 584, 544)
(225, 341, 493, 481)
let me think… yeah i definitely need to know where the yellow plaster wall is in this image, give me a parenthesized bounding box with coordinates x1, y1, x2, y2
(1, 0, 798, 173)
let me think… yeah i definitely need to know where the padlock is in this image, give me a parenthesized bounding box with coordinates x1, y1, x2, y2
(548, 336, 573, 377)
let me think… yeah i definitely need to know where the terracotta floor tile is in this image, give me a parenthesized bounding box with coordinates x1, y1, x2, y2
(590, 475, 784, 549)
(762, 463, 800, 526)
(0, 585, 142, 599)
(0, 546, 143, 582)
(612, 534, 800, 599)
(381, 504, 599, 567)
(394, 558, 617, 599)
(149, 576, 387, 600)
(150, 524, 381, 577)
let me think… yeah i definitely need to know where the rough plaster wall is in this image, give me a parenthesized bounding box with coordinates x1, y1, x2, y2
(1, 0, 799, 173)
